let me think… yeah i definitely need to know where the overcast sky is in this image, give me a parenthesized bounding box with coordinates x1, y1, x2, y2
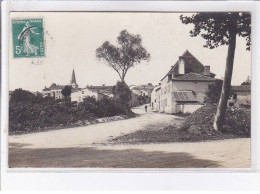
(9, 12, 251, 92)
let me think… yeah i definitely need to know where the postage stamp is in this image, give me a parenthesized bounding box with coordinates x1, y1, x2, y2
(12, 18, 45, 58)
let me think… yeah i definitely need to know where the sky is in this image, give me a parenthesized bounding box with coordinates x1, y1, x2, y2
(9, 12, 251, 92)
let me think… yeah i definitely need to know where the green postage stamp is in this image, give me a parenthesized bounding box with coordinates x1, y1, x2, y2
(12, 18, 45, 58)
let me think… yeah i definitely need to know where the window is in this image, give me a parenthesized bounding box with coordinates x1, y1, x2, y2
(233, 94, 237, 100)
(229, 102, 234, 107)
(82, 91, 84, 94)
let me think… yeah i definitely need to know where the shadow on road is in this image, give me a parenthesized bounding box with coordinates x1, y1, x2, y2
(9, 143, 221, 168)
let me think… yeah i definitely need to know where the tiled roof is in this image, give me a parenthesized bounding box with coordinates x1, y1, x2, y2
(232, 85, 251, 92)
(87, 85, 113, 91)
(172, 91, 198, 102)
(43, 83, 65, 91)
(173, 72, 216, 81)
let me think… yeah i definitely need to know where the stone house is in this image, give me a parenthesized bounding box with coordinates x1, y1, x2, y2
(71, 85, 113, 103)
(86, 85, 113, 98)
(228, 85, 251, 108)
(151, 50, 218, 114)
(130, 84, 154, 107)
(42, 83, 64, 100)
(71, 88, 103, 103)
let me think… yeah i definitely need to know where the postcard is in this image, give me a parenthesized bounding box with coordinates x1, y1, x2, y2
(5, 10, 252, 169)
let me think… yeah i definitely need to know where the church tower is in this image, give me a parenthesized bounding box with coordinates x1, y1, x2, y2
(70, 68, 78, 89)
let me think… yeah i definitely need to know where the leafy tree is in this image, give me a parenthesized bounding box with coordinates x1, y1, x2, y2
(61, 85, 72, 103)
(204, 80, 223, 104)
(10, 88, 35, 103)
(96, 30, 150, 82)
(180, 12, 251, 131)
(112, 81, 132, 108)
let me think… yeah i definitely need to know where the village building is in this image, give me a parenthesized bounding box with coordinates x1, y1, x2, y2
(129, 83, 155, 107)
(151, 50, 218, 114)
(228, 85, 251, 108)
(42, 68, 79, 100)
(71, 85, 114, 103)
(86, 85, 114, 98)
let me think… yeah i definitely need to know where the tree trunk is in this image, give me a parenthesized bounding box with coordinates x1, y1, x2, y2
(213, 28, 237, 131)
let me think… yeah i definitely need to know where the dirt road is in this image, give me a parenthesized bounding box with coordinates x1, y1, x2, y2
(9, 106, 250, 168)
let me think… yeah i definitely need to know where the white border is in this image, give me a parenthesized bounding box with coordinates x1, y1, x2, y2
(1, 0, 260, 190)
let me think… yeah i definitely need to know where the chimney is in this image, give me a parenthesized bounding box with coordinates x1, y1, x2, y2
(204, 66, 210, 76)
(178, 57, 185, 74)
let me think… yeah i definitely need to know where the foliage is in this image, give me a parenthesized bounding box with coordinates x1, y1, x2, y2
(9, 94, 134, 134)
(180, 12, 251, 131)
(137, 95, 148, 105)
(180, 104, 250, 138)
(112, 81, 132, 108)
(204, 80, 223, 104)
(96, 30, 150, 81)
(10, 89, 36, 103)
(61, 85, 72, 102)
(180, 12, 251, 50)
(10, 88, 54, 104)
(241, 76, 251, 85)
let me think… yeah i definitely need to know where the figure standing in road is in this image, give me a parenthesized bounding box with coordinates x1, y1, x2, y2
(145, 105, 147, 113)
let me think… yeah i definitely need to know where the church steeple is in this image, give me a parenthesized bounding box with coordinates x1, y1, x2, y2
(70, 68, 78, 89)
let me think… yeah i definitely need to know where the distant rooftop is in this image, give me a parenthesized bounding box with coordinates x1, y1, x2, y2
(232, 85, 251, 92)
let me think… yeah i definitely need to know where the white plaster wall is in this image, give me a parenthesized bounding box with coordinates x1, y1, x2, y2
(71, 89, 98, 103)
(172, 81, 215, 103)
(183, 104, 203, 113)
(51, 89, 63, 99)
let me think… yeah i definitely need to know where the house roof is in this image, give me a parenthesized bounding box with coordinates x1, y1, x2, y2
(87, 85, 113, 90)
(173, 72, 217, 81)
(87, 85, 113, 94)
(43, 83, 64, 91)
(172, 91, 198, 102)
(161, 50, 215, 81)
(232, 85, 251, 92)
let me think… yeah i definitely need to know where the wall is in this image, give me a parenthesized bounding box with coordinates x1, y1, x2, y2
(157, 78, 215, 114)
(71, 89, 98, 103)
(228, 91, 251, 108)
(50, 89, 63, 100)
(171, 81, 215, 103)
(176, 103, 203, 114)
(151, 86, 161, 112)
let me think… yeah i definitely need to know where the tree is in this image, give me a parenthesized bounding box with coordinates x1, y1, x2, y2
(10, 88, 35, 103)
(241, 76, 251, 85)
(204, 80, 223, 104)
(180, 12, 251, 131)
(112, 81, 132, 108)
(61, 85, 72, 103)
(96, 30, 150, 82)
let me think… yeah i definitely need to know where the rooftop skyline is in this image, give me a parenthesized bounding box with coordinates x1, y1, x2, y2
(9, 12, 251, 92)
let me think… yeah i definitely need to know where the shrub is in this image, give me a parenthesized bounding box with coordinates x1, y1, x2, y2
(112, 81, 132, 108)
(204, 80, 223, 104)
(9, 94, 135, 134)
(180, 104, 251, 138)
